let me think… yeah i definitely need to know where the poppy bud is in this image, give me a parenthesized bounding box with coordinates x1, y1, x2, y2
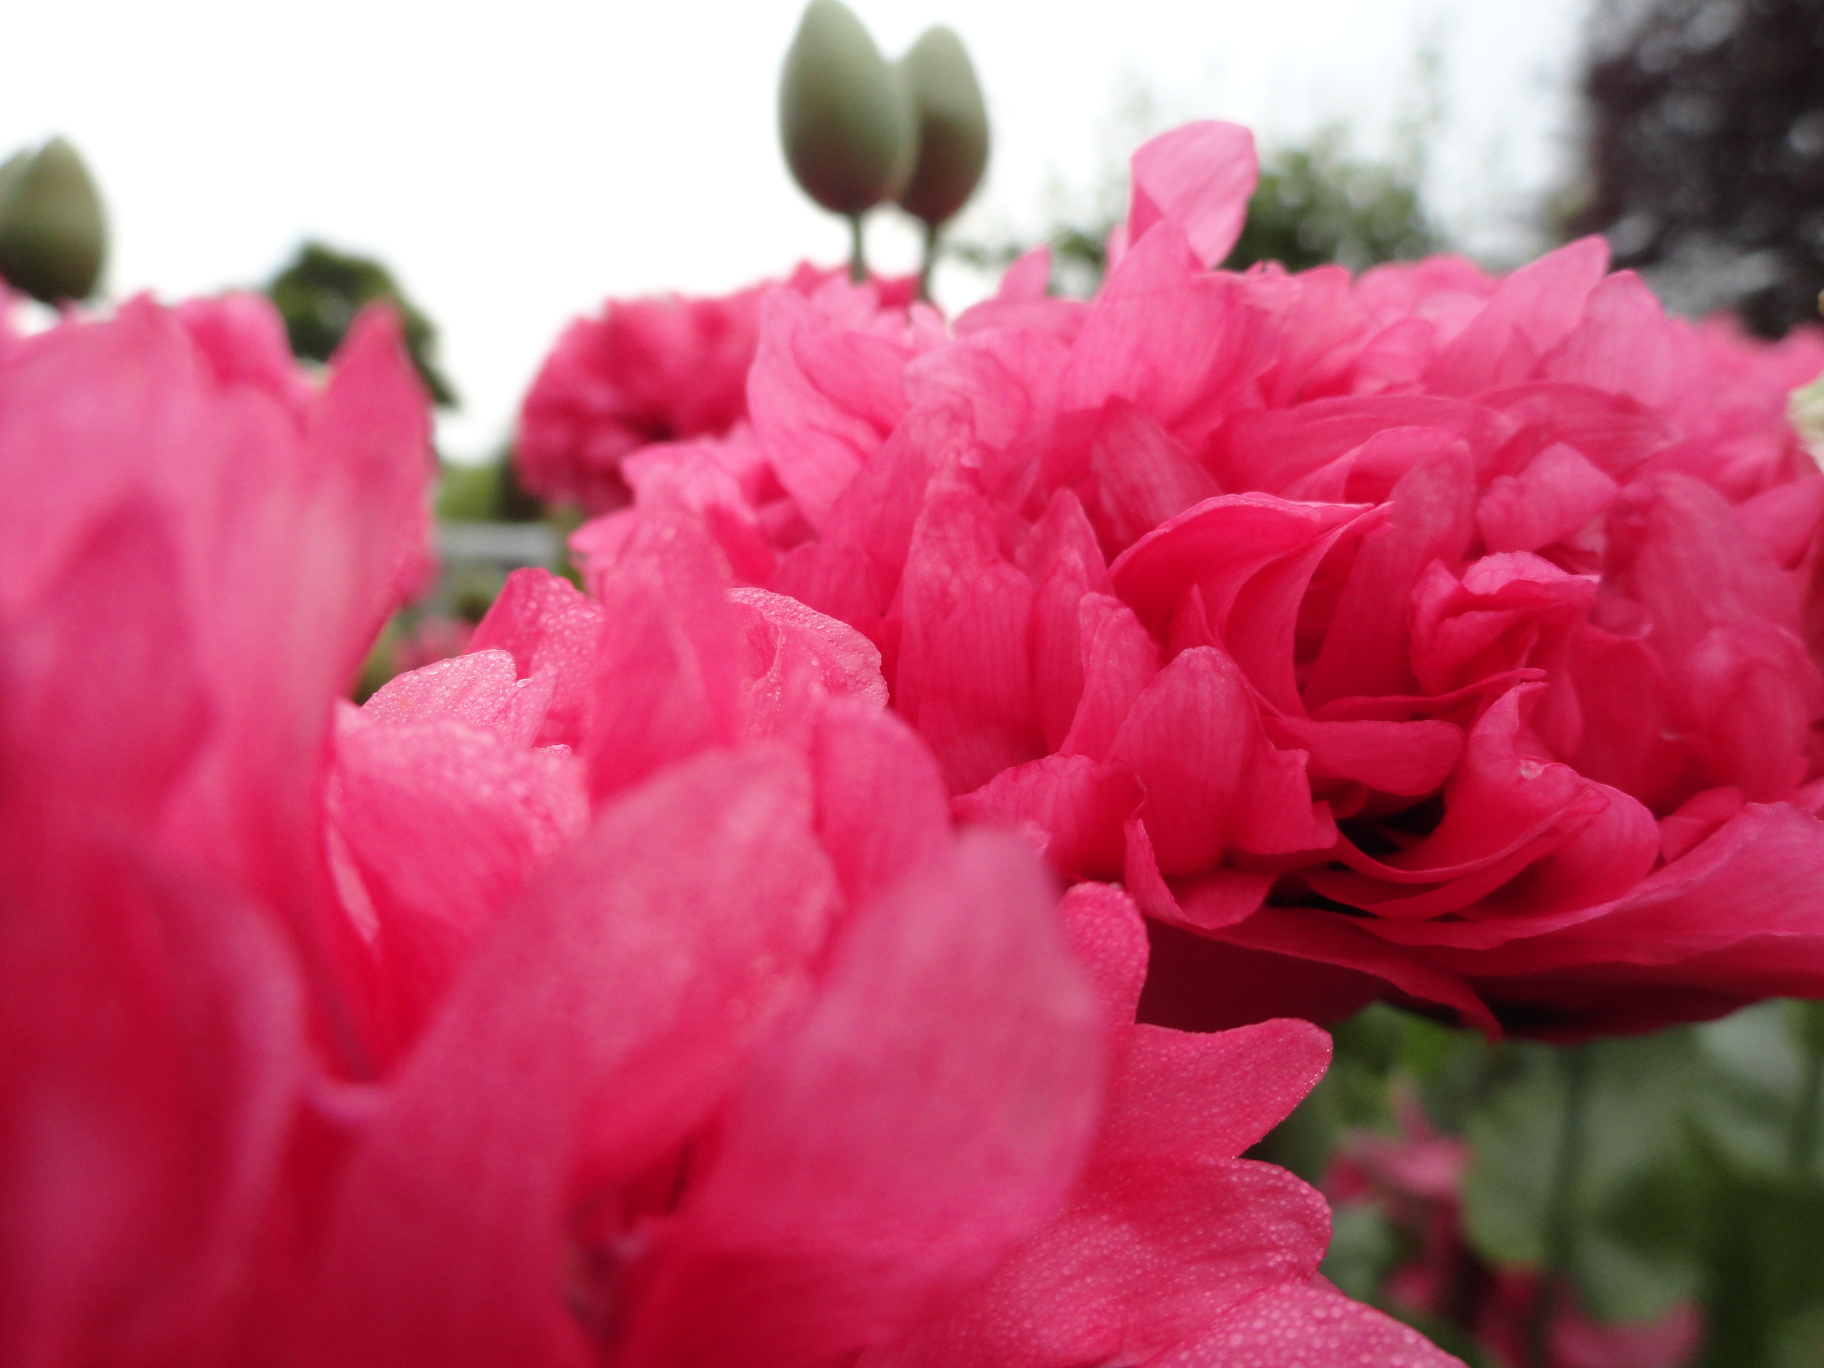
(895, 26, 989, 229)
(778, 0, 916, 217)
(0, 137, 106, 304)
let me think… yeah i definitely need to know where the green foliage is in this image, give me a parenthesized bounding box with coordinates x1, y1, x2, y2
(264, 241, 456, 406)
(1463, 1036, 1703, 1323)
(434, 452, 544, 523)
(1266, 1001, 1824, 1364)
(1226, 132, 1437, 274)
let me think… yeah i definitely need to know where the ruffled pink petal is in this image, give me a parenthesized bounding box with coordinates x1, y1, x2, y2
(470, 567, 608, 749)
(576, 509, 742, 801)
(617, 831, 1103, 1367)
(1144, 1279, 1466, 1367)
(363, 650, 554, 746)
(1126, 122, 1260, 270)
(864, 1159, 1331, 1368)
(303, 748, 838, 1368)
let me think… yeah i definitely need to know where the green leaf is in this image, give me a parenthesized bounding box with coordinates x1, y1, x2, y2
(1463, 1035, 1702, 1323)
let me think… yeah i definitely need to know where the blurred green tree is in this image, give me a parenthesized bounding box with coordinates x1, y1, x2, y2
(264, 241, 456, 406)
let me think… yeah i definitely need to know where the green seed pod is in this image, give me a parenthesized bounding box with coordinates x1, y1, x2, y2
(0, 151, 26, 209)
(779, 0, 916, 217)
(0, 137, 107, 304)
(895, 27, 989, 229)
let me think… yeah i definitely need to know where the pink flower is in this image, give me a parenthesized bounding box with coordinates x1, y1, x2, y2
(516, 264, 918, 513)
(696, 120, 1824, 1039)
(0, 291, 430, 1365)
(0, 296, 1455, 1366)
(313, 512, 1459, 1364)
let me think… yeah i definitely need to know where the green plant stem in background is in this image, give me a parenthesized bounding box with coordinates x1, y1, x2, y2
(1527, 1043, 1596, 1368)
(848, 214, 867, 282)
(917, 220, 939, 302)
(1793, 1003, 1824, 1176)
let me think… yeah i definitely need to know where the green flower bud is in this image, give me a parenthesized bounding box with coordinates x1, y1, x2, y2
(895, 27, 988, 229)
(0, 137, 106, 304)
(779, 0, 916, 217)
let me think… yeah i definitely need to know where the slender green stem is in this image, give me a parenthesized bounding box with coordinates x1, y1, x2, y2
(847, 213, 867, 283)
(917, 220, 940, 302)
(1526, 1043, 1596, 1368)
(1791, 1003, 1824, 1175)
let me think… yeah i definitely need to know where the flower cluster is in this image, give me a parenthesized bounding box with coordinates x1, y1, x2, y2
(591, 121, 1824, 1039)
(0, 293, 1455, 1365)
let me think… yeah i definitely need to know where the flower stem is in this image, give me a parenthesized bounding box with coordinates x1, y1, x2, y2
(1526, 1042, 1596, 1368)
(917, 220, 940, 302)
(848, 213, 868, 283)
(1791, 1002, 1824, 1175)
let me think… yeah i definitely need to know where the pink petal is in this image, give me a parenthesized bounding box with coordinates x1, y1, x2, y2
(866, 1159, 1331, 1368)
(1088, 399, 1222, 552)
(579, 509, 742, 801)
(808, 698, 952, 908)
(1057, 880, 1150, 1027)
(917, 563, 1045, 793)
(1477, 440, 1620, 552)
(1127, 121, 1260, 269)
(619, 831, 1103, 1367)
(1424, 236, 1609, 397)
(304, 747, 838, 1368)
(1184, 909, 1499, 1034)
(331, 719, 588, 1053)
(1097, 1022, 1332, 1167)
(1110, 493, 1371, 639)
(894, 481, 1010, 727)
(470, 567, 608, 749)
(1302, 441, 1477, 707)
(1145, 1279, 1466, 1367)
(1209, 394, 1506, 496)
(1109, 647, 1327, 871)
(954, 753, 1141, 880)
(1060, 220, 1274, 445)
(363, 650, 553, 747)
(1062, 593, 1162, 760)
(0, 852, 304, 1368)
(1265, 714, 1464, 797)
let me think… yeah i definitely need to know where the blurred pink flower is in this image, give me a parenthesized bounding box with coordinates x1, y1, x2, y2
(0, 295, 1456, 1367)
(0, 290, 431, 1365)
(516, 264, 918, 513)
(683, 119, 1824, 1039)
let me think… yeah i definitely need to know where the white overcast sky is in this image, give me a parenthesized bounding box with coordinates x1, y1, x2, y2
(4, 0, 1589, 459)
